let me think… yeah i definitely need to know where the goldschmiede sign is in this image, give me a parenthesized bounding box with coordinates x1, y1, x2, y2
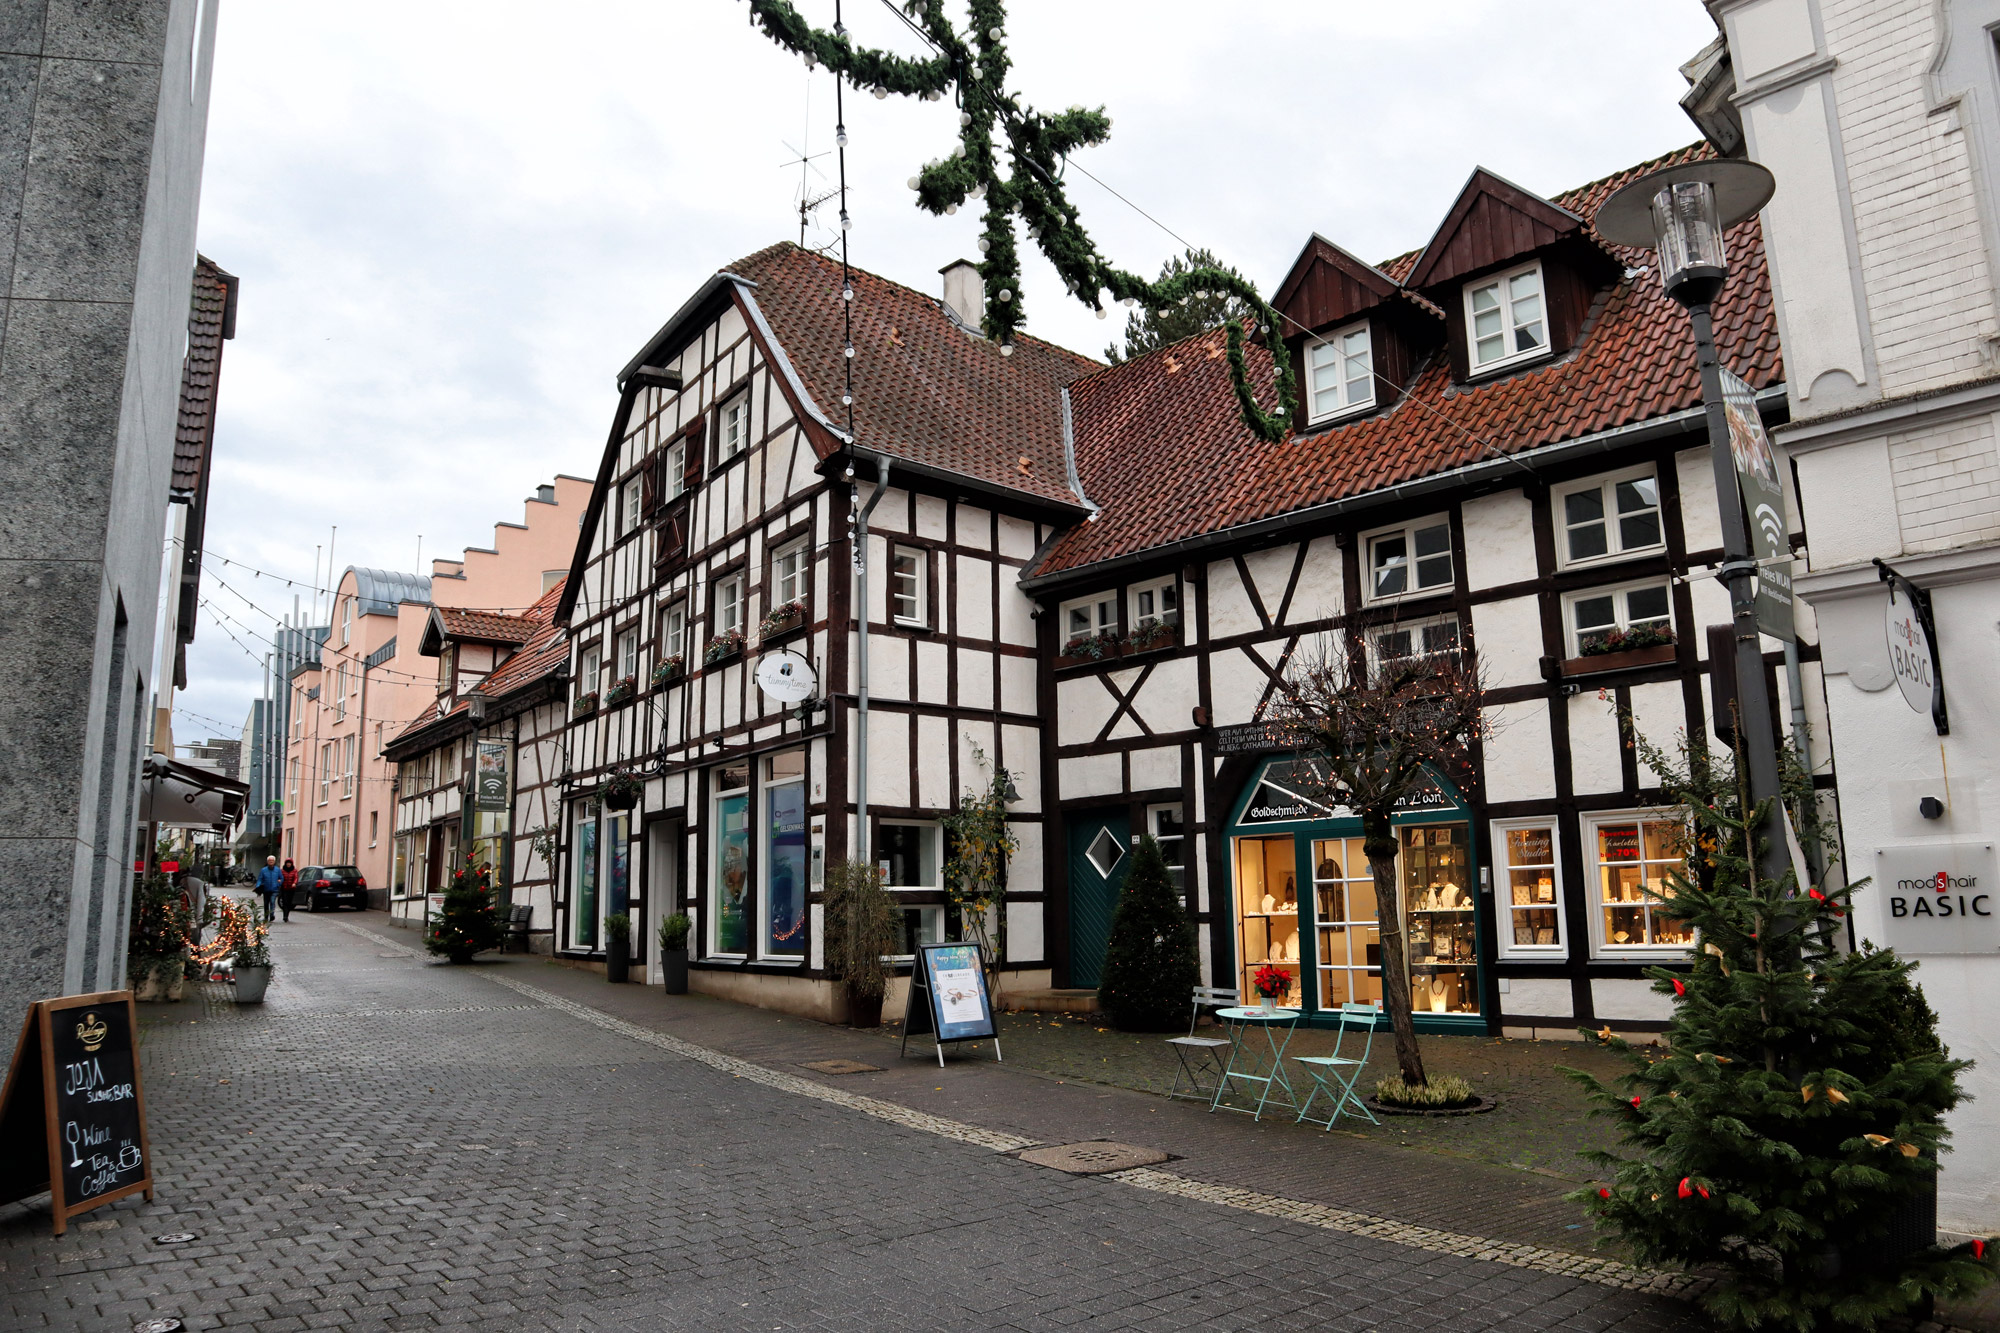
(1872, 842, 2000, 953)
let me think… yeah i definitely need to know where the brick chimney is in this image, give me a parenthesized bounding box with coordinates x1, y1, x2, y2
(940, 259, 984, 331)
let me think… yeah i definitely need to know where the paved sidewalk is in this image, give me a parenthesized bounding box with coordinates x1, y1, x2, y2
(0, 911, 1960, 1331)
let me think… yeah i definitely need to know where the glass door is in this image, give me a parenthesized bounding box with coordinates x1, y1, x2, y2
(1402, 824, 1479, 1015)
(1311, 838, 1380, 1010)
(1234, 836, 1302, 1007)
(571, 812, 598, 950)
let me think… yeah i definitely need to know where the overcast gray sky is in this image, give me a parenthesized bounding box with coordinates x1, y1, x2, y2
(177, 0, 1719, 742)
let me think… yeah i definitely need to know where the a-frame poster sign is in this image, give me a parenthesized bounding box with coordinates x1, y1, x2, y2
(0, 991, 154, 1235)
(900, 943, 1001, 1067)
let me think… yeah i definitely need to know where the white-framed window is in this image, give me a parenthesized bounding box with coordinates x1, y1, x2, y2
(318, 743, 332, 805)
(1128, 576, 1178, 629)
(1147, 803, 1186, 891)
(1364, 517, 1453, 602)
(663, 438, 687, 501)
(1465, 261, 1547, 372)
(717, 394, 750, 461)
(1305, 322, 1374, 422)
(369, 810, 378, 848)
(616, 628, 638, 682)
(340, 596, 352, 646)
(288, 756, 299, 802)
(878, 820, 941, 891)
(621, 476, 643, 535)
(343, 735, 356, 798)
(437, 645, 454, 692)
(1492, 819, 1563, 957)
(1061, 593, 1118, 647)
(890, 546, 926, 624)
(774, 541, 808, 608)
(1584, 810, 1694, 955)
(335, 663, 347, 720)
(1367, 613, 1460, 675)
(663, 603, 687, 660)
(760, 750, 808, 960)
(892, 904, 948, 959)
(1557, 466, 1663, 567)
(1565, 579, 1673, 657)
(715, 573, 745, 636)
(578, 644, 601, 694)
(374, 721, 384, 756)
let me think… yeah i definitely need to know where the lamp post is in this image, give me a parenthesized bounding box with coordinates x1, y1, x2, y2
(1598, 159, 1791, 887)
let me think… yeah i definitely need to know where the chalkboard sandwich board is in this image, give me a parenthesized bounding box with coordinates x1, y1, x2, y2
(0, 990, 154, 1235)
(900, 943, 1001, 1068)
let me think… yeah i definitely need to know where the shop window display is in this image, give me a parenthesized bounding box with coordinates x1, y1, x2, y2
(1312, 838, 1380, 1009)
(712, 762, 750, 955)
(1593, 815, 1692, 950)
(1235, 836, 1302, 1006)
(1403, 825, 1478, 1014)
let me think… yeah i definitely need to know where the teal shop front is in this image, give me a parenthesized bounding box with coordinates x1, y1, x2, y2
(1225, 756, 1487, 1033)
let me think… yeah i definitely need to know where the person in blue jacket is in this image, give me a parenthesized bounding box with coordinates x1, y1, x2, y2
(255, 856, 283, 924)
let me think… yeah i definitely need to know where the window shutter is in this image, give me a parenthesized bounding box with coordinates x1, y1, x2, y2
(655, 501, 689, 570)
(682, 420, 706, 486)
(640, 453, 658, 515)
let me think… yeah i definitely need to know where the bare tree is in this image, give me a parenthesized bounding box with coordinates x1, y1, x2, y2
(1270, 630, 1488, 1088)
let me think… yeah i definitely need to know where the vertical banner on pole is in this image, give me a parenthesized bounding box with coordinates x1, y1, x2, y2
(1720, 369, 1796, 642)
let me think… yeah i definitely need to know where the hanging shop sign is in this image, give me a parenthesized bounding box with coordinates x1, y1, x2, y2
(754, 651, 817, 704)
(1876, 559, 1949, 735)
(1872, 843, 1999, 954)
(1721, 368, 1795, 642)
(900, 942, 1000, 1067)
(474, 740, 509, 810)
(1236, 759, 1456, 827)
(0, 991, 153, 1236)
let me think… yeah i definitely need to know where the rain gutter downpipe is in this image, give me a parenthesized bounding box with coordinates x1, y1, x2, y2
(854, 459, 892, 872)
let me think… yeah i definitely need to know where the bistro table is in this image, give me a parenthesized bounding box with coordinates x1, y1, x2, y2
(1209, 1005, 1303, 1121)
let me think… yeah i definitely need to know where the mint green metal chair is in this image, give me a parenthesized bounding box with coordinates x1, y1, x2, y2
(1294, 1003, 1380, 1128)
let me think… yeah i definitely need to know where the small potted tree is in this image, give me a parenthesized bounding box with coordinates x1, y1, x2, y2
(821, 860, 897, 1028)
(658, 911, 691, 994)
(604, 912, 631, 983)
(426, 863, 503, 964)
(231, 902, 273, 1003)
(128, 871, 190, 1002)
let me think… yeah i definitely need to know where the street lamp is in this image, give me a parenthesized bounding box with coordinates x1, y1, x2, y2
(1598, 159, 1791, 887)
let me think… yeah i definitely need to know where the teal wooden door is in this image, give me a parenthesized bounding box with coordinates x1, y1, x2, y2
(1066, 811, 1131, 988)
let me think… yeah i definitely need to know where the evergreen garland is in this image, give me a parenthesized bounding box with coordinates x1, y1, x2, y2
(741, 0, 1299, 441)
(1566, 723, 1995, 1330)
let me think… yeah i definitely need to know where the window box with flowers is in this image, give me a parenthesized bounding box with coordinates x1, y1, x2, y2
(650, 655, 684, 689)
(1560, 625, 1677, 677)
(572, 690, 600, 718)
(1055, 628, 1125, 670)
(759, 599, 807, 641)
(704, 628, 746, 665)
(604, 675, 637, 706)
(1123, 617, 1177, 656)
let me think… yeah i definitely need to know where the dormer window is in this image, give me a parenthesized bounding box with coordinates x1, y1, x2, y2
(1305, 322, 1374, 423)
(1466, 262, 1546, 372)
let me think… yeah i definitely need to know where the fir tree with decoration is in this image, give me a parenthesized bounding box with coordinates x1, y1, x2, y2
(1097, 836, 1199, 1032)
(426, 863, 503, 965)
(1105, 248, 1256, 363)
(1566, 721, 1995, 1330)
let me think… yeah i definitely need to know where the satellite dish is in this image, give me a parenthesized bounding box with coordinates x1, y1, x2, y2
(755, 650, 817, 704)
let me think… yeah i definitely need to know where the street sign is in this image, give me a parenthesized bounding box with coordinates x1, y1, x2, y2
(754, 651, 816, 704)
(1721, 369, 1794, 642)
(0, 991, 154, 1235)
(900, 942, 1000, 1067)
(1872, 844, 2000, 954)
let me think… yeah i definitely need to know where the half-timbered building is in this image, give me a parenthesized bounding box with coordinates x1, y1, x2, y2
(553, 245, 1094, 1015)
(1024, 147, 1822, 1037)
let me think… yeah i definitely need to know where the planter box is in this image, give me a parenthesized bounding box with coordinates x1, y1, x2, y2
(759, 610, 805, 642)
(1560, 643, 1677, 677)
(1055, 647, 1121, 671)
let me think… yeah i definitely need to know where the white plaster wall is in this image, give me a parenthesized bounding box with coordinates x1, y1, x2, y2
(998, 584, 1036, 647)
(1056, 674, 1116, 742)
(915, 494, 948, 542)
(1007, 899, 1045, 963)
(1567, 691, 1624, 796)
(1061, 752, 1122, 798)
(864, 710, 910, 807)
(1207, 646, 1270, 726)
(1464, 491, 1539, 590)
(1470, 594, 1544, 688)
(1500, 977, 1573, 1018)
(957, 557, 994, 639)
(1482, 701, 1557, 803)
(914, 640, 949, 706)
(1242, 547, 1293, 619)
(1206, 560, 1261, 638)
(1002, 723, 1043, 810)
(1011, 823, 1044, 894)
(997, 515, 1037, 560)
(1131, 656, 1199, 734)
(957, 648, 994, 712)
(1129, 745, 1179, 793)
(1677, 449, 1726, 555)
(1628, 680, 1690, 785)
(1000, 655, 1037, 716)
(1284, 537, 1343, 624)
(916, 712, 950, 809)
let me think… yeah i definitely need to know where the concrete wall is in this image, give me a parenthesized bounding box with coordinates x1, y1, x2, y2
(0, 0, 217, 1021)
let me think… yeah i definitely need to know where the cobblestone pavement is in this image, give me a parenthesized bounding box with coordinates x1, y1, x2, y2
(0, 914, 1866, 1330)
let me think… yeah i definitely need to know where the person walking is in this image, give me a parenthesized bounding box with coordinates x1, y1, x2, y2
(279, 859, 301, 922)
(255, 856, 283, 924)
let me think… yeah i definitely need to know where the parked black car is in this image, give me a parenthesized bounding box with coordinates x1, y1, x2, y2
(299, 865, 368, 911)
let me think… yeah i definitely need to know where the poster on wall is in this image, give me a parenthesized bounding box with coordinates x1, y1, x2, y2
(715, 793, 749, 954)
(1721, 368, 1795, 642)
(475, 742, 509, 809)
(765, 785, 806, 957)
(901, 943, 1000, 1066)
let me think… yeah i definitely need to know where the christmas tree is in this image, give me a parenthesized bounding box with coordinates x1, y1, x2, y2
(1097, 836, 1199, 1032)
(1567, 727, 1994, 1330)
(426, 863, 502, 964)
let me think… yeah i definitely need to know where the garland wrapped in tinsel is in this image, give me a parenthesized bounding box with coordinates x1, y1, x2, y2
(742, 0, 1298, 442)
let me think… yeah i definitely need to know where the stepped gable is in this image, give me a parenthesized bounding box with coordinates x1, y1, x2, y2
(1040, 144, 1783, 578)
(727, 242, 1099, 509)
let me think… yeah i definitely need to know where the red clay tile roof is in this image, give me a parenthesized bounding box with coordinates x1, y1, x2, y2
(172, 256, 236, 497)
(389, 583, 567, 754)
(1035, 145, 1783, 579)
(435, 606, 537, 644)
(726, 243, 1099, 508)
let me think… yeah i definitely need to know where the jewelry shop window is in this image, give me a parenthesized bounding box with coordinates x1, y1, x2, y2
(762, 751, 807, 959)
(709, 761, 751, 956)
(1588, 812, 1693, 955)
(1312, 837, 1378, 1010)
(1365, 518, 1452, 602)
(1403, 825, 1478, 1014)
(1493, 820, 1563, 957)
(1557, 467, 1662, 566)
(1236, 836, 1302, 1007)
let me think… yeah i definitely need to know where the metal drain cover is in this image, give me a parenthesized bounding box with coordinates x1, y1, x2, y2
(1018, 1141, 1168, 1175)
(135, 1319, 186, 1333)
(801, 1059, 883, 1075)
(152, 1233, 198, 1245)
